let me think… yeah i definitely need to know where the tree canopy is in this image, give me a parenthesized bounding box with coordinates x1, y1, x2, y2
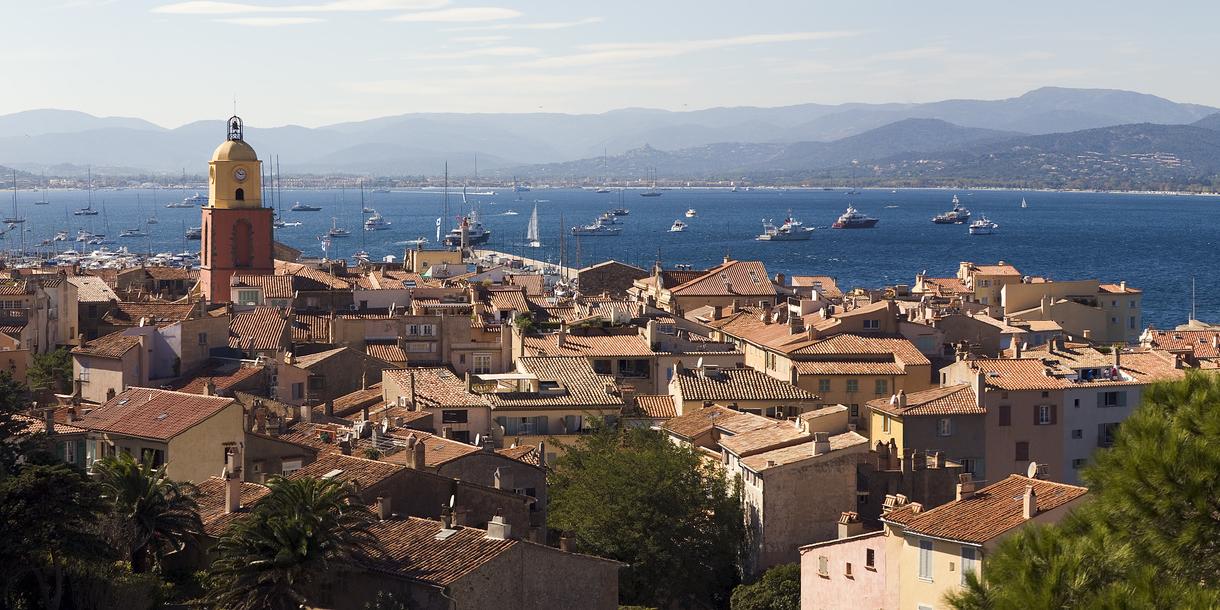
(548, 426, 745, 609)
(948, 373, 1220, 609)
(730, 563, 800, 610)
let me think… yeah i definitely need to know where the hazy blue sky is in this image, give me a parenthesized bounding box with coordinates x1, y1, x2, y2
(2, 0, 1216, 127)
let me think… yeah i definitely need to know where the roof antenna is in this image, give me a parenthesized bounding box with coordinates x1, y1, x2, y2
(233, 94, 237, 117)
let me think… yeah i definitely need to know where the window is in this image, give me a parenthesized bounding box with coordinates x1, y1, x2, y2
(472, 353, 492, 374)
(421, 324, 435, 336)
(452, 430, 471, 443)
(874, 379, 888, 395)
(999, 405, 1011, 426)
(198, 332, 208, 346)
(1071, 428, 1083, 439)
(918, 539, 933, 580)
(591, 359, 612, 374)
(1041, 391, 1049, 398)
(237, 290, 260, 305)
(140, 448, 165, 468)
(308, 376, 324, 390)
(961, 547, 977, 585)
(882, 414, 890, 433)
(849, 404, 859, 418)
(863, 319, 880, 330)
(408, 324, 419, 336)
(818, 379, 831, 393)
(818, 555, 829, 577)
(1072, 458, 1087, 469)
(291, 383, 304, 400)
(1129, 316, 1136, 329)
(441, 410, 468, 424)
(235, 187, 245, 200)
(1037, 405, 1053, 425)
(846, 379, 859, 393)
(1130, 300, 1136, 308)
(1074, 398, 1080, 408)
(960, 458, 984, 478)
(64, 440, 77, 464)
(766, 352, 777, 370)
(865, 548, 876, 569)
(937, 418, 953, 437)
(1098, 422, 1120, 447)
(1015, 441, 1030, 462)
(1099, 391, 1127, 408)
(78, 367, 90, 382)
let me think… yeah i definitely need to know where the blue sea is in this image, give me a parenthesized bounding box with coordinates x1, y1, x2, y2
(11, 187, 1220, 329)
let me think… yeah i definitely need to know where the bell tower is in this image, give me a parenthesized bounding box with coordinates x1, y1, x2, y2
(200, 116, 274, 303)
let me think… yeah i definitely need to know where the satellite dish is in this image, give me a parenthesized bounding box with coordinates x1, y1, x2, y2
(1026, 461, 1039, 478)
(449, 494, 456, 509)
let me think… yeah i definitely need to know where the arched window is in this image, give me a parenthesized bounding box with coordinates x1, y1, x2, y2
(235, 188, 245, 201)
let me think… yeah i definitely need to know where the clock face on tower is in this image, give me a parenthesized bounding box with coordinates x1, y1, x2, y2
(233, 167, 247, 182)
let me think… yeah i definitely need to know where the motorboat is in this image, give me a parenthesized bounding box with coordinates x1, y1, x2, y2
(608, 207, 629, 216)
(185, 192, 207, 206)
(969, 215, 998, 235)
(364, 211, 391, 231)
(291, 201, 322, 212)
(185, 226, 202, 240)
(53, 231, 68, 242)
(831, 206, 879, 229)
(442, 211, 492, 247)
(757, 214, 813, 241)
(669, 220, 687, 232)
(685, 208, 697, 218)
(571, 222, 622, 236)
(119, 228, 147, 238)
(932, 195, 971, 224)
(502, 210, 519, 216)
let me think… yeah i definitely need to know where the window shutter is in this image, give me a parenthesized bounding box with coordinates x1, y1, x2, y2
(1050, 404, 1058, 425)
(1033, 406, 1041, 426)
(999, 405, 1011, 426)
(1118, 392, 1127, 407)
(537, 415, 549, 434)
(1097, 392, 1104, 408)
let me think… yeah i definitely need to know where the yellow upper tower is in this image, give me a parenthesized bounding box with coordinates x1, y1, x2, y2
(208, 116, 263, 209)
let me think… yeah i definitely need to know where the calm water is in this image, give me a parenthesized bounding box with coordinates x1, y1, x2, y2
(9, 187, 1220, 329)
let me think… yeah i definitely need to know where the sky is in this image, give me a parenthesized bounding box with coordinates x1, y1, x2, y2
(2, 0, 1218, 128)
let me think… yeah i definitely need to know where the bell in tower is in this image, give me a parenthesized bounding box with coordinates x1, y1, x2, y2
(200, 115, 274, 303)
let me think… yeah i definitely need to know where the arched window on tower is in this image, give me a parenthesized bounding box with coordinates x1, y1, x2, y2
(235, 188, 245, 201)
(233, 220, 254, 268)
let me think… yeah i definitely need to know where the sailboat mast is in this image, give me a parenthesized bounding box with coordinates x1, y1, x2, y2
(442, 162, 450, 238)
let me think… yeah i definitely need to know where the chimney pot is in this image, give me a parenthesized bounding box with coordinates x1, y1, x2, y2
(376, 496, 392, 520)
(955, 473, 976, 500)
(1022, 484, 1038, 519)
(812, 431, 831, 456)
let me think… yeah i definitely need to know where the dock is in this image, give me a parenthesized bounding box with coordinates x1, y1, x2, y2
(472, 248, 575, 279)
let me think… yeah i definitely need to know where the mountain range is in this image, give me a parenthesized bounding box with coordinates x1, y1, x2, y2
(0, 87, 1217, 189)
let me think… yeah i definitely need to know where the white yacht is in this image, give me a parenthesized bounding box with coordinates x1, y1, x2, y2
(364, 211, 391, 231)
(968, 215, 998, 235)
(327, 218, 351, 238)
(685, 208, 697, 218)
(525, 204, 541, 248)
(757, 214, 813, 241)
(669, 220, 687, 232)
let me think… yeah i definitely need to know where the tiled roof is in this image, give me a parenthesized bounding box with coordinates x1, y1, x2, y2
(288, 453, 403, 490)
(71, 331, 141, 359)
(922, 277, 970, 295)
(293, 346, 354, 368)
(971, 358, 1071, 391)
(1143, 330, 1220, 359)
(719, 420, 810, 457)
(0, 280, 33, 296)
(383, 368, 486, 409)
(867, 384, 985, 417)
(795, 334, 929, 363)
(291, 312, 331, 342)
(634, 395, 676, 419)
(363, 516, 516, 586)
(173, 364, 266, 395)
(740, 430, 868, 471)
(788, 275, 843, 298)
(889, 474, 1088, 544)
(276, 261, 353, 290)
(973, 264, 1021, 276)
(480, 357, 624, 410)
(1099, 283, 1141, 294)
(662, 405, 776, 440)
(145, 267, 198, 281)
(231, 275, 295, 299)
(366, 343, 409, 363)
(103, 302, 196, 327)
(674, 366, 817, 402)
(795, 360, 907, 375)
(669, 260, 775, 297)
(68, 276, 119, 302)
(507, 274, 544, 296)
(487, 288, 530, 313)
(229, 307, 288, 351)
(523, 330, 653, 358)
(381, 431, 481, 468)
(496, 444, 542, 467)
(331, 384, 385, 418)
(15, 413, 86, 435)
(194, 476, 271, 536)
(79, 388, 235, 441)
(0, 321, 29, 338)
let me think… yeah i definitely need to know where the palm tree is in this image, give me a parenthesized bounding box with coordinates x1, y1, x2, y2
(93, 452, 204, 573)
(205, 475, 379, 610)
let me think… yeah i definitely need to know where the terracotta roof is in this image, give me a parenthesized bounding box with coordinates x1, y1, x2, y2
(788, 275, 843, 299)
(291, 312, 331, 342)
(383, 368, 486, 409)
(634, 395, 676, 419)
(103, 302, 196, 327)
(487, 288, 530, 313)
(1099, 283, 1141, 294)
(1143, 330, 1220, 359)
(288, 453, 403, 490)
(173, 364, 266, 395)
(740, 430, 868, 471)
(0, 280, 33, 296)
(507, 274, 545, 296)
(973, 264, 1021, 276)
(276, 261, 353, 290)
(523, 330, 653, 358)
(231, 275, 295, 299)
(293, 346, 356, 369)
(366, 343, 409, 363)
(0, 321, 29, 338)
(382, 432, 481, 468)
(145, 267, 198, 281)
(888, 474, 1088, 544)
(662, 405, 776, 440)
(480, 357, 624, 410)
(331, 384, 385, 418)
(71, 331, 141, 359)
(229, 307, 288, 351)
(15, 413, 86, 435)
(719, 421, 810, 457)
(363, 516, 516, 586)
(79, 388, 235, 441)
(674, 366, 817, 402)
(669, 260, 775, 297)
(496, 444, 542, 467)
(971, 358, 1072, 391)
(867, 384, 984, 417)
(194, 477, 272, 536)
(796, 333, 929, 363)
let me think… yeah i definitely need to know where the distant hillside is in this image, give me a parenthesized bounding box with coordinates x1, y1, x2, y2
(807, 123, 1220, 190)
(523, 119, 1022, 179)
(1194, 113, 1220, 131)
(0, 87, 1214, 174)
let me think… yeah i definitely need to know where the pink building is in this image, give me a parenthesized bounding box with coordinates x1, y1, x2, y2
(799, 513, 894, 610)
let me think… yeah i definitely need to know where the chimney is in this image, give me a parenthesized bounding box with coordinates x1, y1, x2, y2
(1012, 340, 1022, 358)
(955, 473, 976, 501)
(812, 431, 831, 456)
(730, 299, 740, 314)
(485, 512, 513, 540)
(375, 496, 392, 520)
(1022, 484, 1038, 519)
(440, 505, 454, 529)
(1120, 280, 1127, 292)
(1112, 346, 1122, 371)
(974, 369, 985, 409)
(837, 511, 864, 539)
(558, 321, 568, 347)
(537, 441, 546, 468)
(324, 399, 334, 417)
(896, 389, 907, 409)
(203, 378, 216, 397)
(494, 466, 510, 490)
(223, 449, 242, 514)
(300, 404, 313, 423)
(465, 372, 473, 392)
(901, 447, 914, 473)
(42, 406, 54, 435)
(788, 312, 803, 335)
(711, 305, 723, 320)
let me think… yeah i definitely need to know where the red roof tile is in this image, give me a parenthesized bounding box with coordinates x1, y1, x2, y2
(71, 331, 141, 359)
(79, 388, 236, 441)
(229, 307, 288, 351)
(867, 384, 984, 417)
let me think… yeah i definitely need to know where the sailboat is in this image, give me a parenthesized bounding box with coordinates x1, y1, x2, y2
(1021, 197, 1028, 209)
(4, 171, 24, 225)
(327, 217, 351, 238)
(640, 168, 661, 197)
(526, 203, 541, 248)
(33, 174, 49, 205)
(595, 150, 611, 193)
